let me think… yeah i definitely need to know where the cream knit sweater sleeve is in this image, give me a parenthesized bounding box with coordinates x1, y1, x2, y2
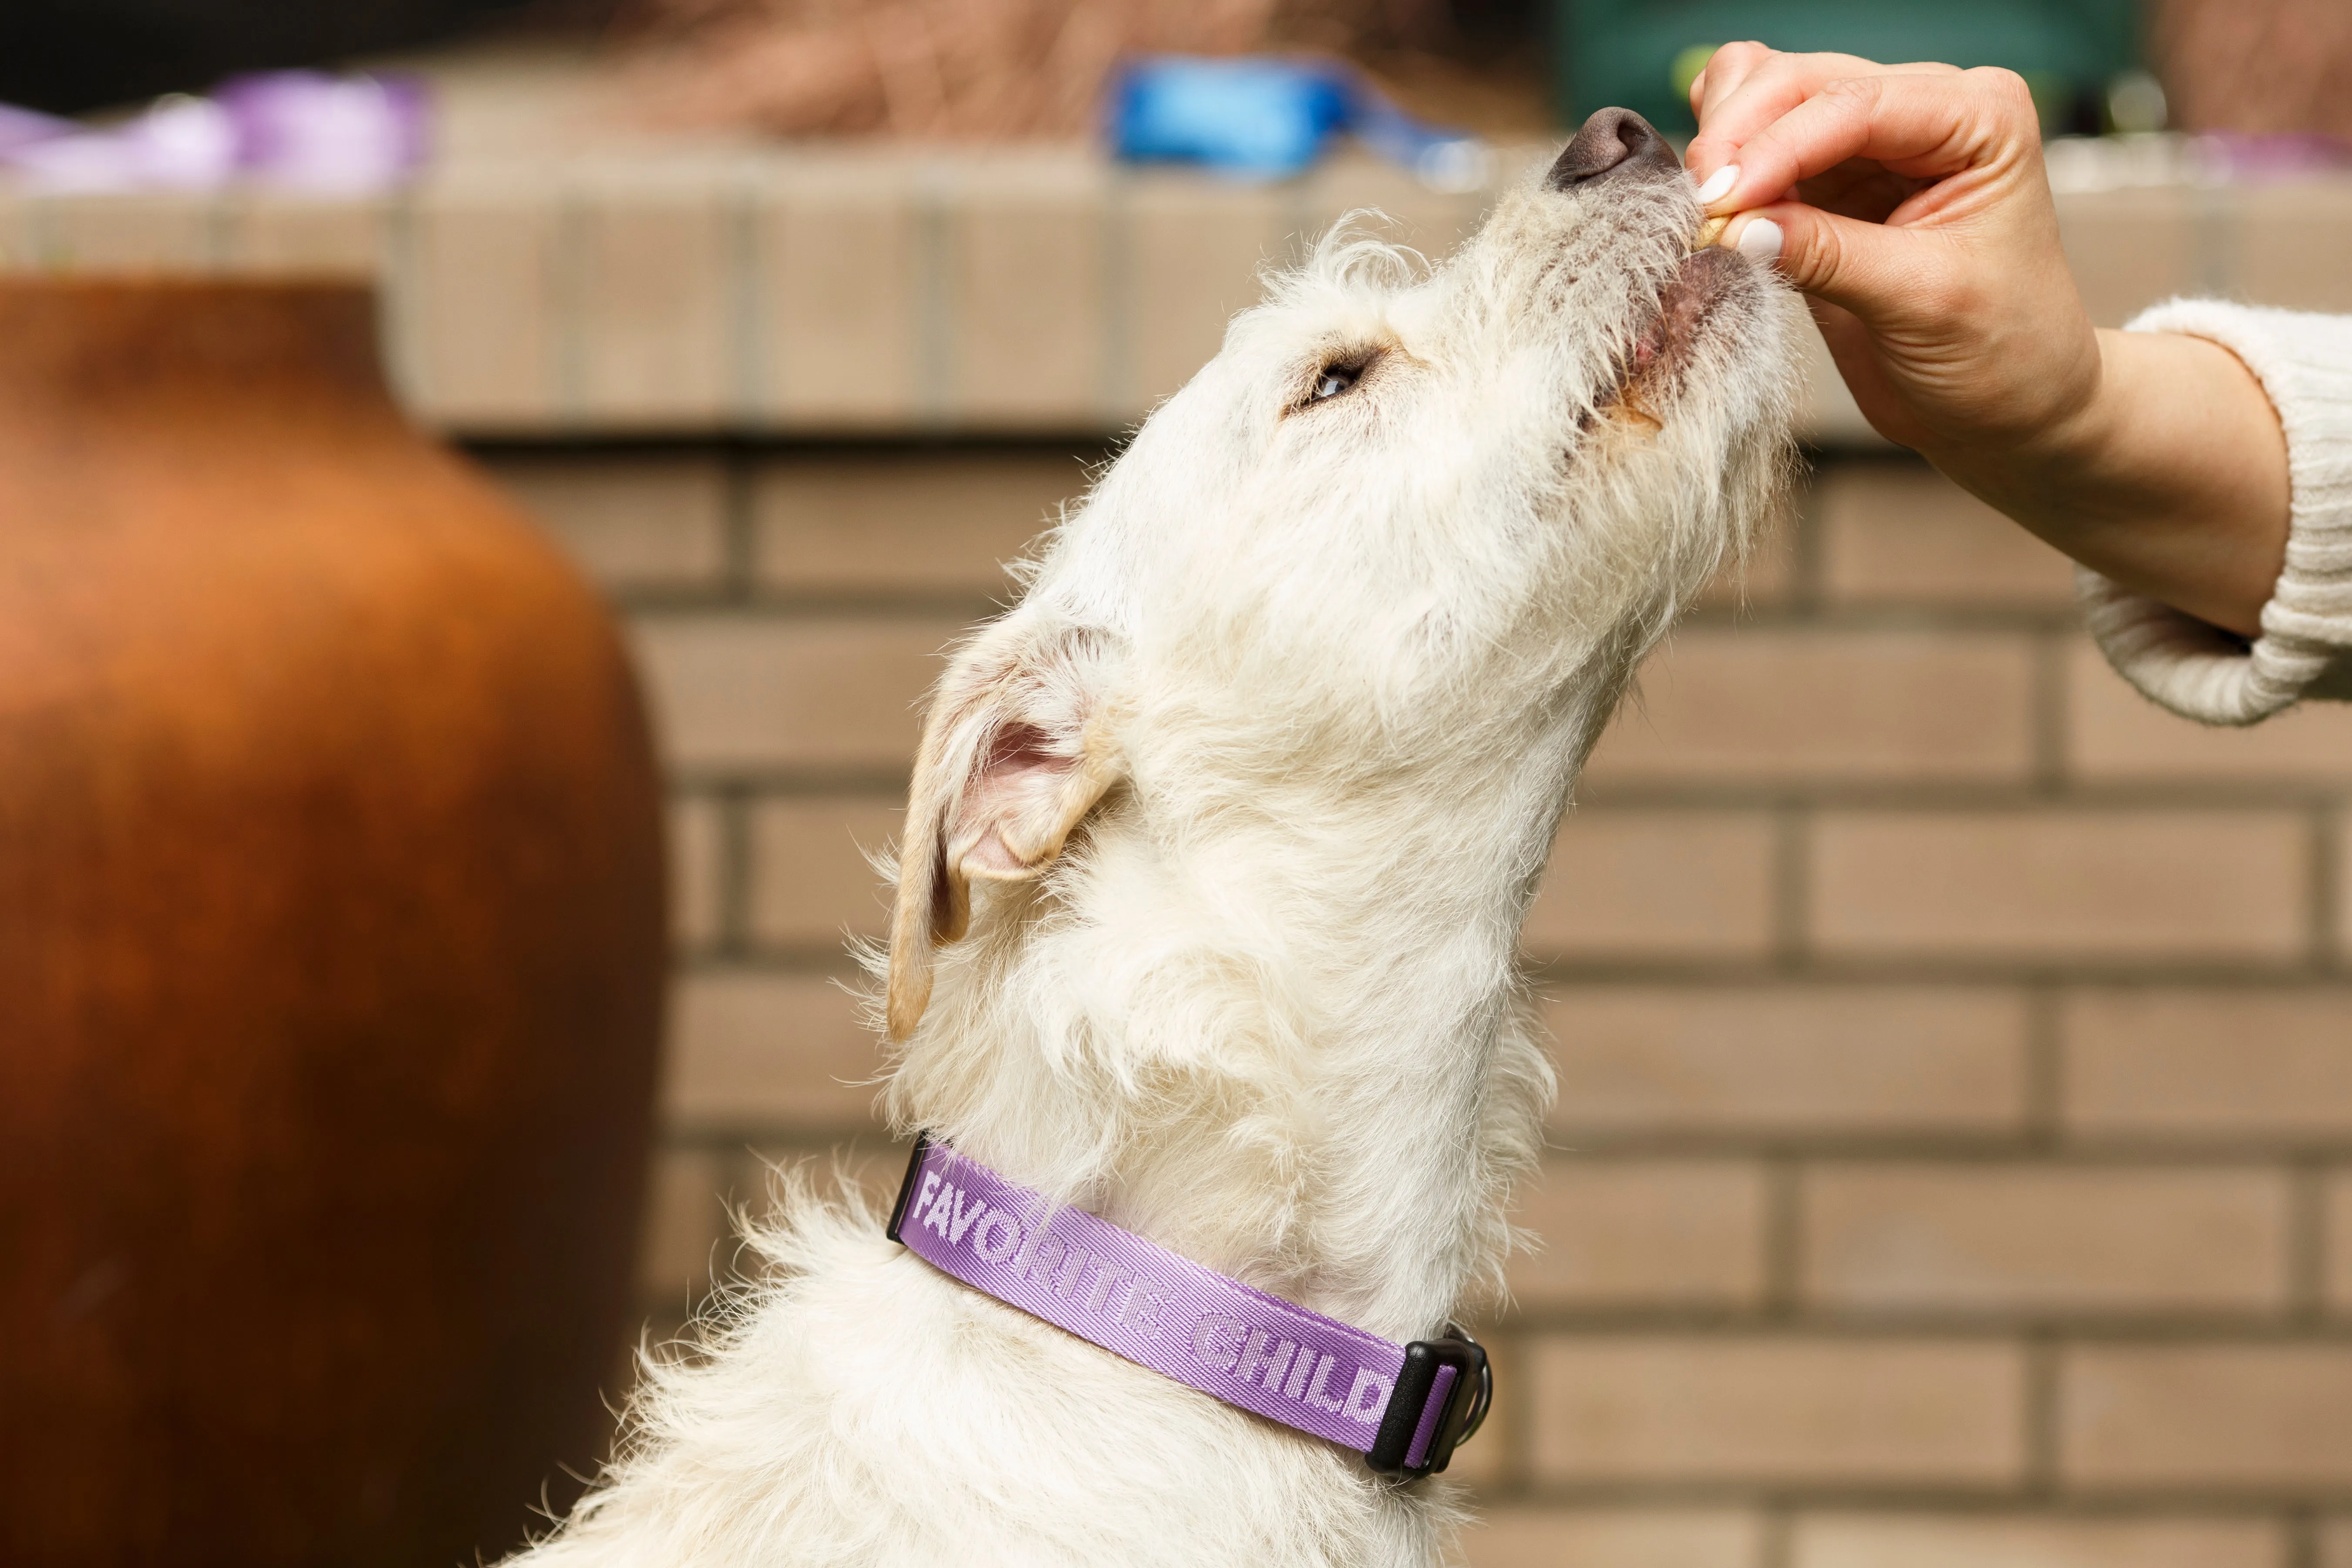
(2076, 300, 2352, 725)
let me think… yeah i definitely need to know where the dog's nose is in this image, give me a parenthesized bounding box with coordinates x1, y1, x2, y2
(1544, 108, 1682, 190)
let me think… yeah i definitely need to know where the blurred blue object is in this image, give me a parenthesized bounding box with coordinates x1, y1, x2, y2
(1110, 55, 1490, 190)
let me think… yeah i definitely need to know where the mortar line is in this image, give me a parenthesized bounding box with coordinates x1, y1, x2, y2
(1758, 1504, 1793, 1568)
(2031, 626, 2069, 797)
(2312, 806, 2341, 974)
(24, 192, 57, 267)
(1763, 1156, 1804, 1320)
(1098, 166, 1132, 430)
(728, 160, 766, 428)
(201, 188, 232, 270)
(382, 182, 423, 411)
(2291, 1156, 2329, 1327)
(715, 781, 757, 960)
(1499, 1323, 1535, 1501)
(553, 179, 590, 430)
(722, 445, 759, 601)
(2194, 181, 2242, 300)
(2022, 983, 2064, 1154)
(1788, 455, 1826, 615)
(2023, 1332, 2060, 1500)
(2288, 1507, 2320, 1568)
(1771, 805, 1810, 971)
(914, 161, 955, 433)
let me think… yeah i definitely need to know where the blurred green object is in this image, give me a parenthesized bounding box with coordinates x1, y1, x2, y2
(1554, 0, 2140, 135)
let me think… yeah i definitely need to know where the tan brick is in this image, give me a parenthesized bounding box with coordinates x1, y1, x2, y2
(27, 191, 218, 271)
(748, 796, 901, 950)
(629, 615, 955, 772)
(2057, 185, 2202, 328)
(1299, 151, 1482, 260)
(2062, 1344, 2352, 1489)
(1432, 1393, 1507, 1490)
(222, 191, 384, 276)
(1523, 811, 1777, 963)
(669, 795, 725, 951)
(662, 970, 880, 1131)
(486, 452, 729, 592)
(572, 168, 734, 427)
(400, 171, 559, 428)
(637, 1146, 730, 1305)
(2238, 183, 2352, 315)
(1545, 985, 2028, 1137)
(753, 452, 1083, 597)
(1803, 1163, 2290, 1315)
(1122, 174, 1283, 409)
(734, 1142, 908, 1241)
(2066, 637, 2352, 783)
(1508, 1159, 1768, 1309)
(2063, 988, 2352, 1139)
(1461, 1509, 1760, 1568)
(1584, 628, 2035, 787)
(1817, 462, 2076, 607)
(1530, 1336, 2025, 1485)
(1795, 1514, 2282, 1568)
(1809, 811, 2310, 963)
(1797, 311, 1880, 447)
(756, 158, 920, 428)
(734, 1141, 906, 1229)
(2325, 1170, 2352, 1312)
(2323, 1517, 2352, 1568)
(948, 156, 1107, 426)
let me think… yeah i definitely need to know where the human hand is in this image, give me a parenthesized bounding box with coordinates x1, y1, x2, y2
(1685, 45, 2289, 638)
(1685, 44, 2097, 461)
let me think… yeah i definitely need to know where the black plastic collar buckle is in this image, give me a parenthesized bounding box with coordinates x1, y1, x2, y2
(1366, 1326, 1492, 1480)
(885, 1133, 933, 1244)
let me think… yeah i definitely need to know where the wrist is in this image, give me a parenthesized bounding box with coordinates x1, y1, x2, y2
(1925, 327, 2289, 639)
(1918, 329, 2123, 531)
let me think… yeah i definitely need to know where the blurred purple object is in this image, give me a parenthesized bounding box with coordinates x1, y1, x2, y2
(7, 94, 236, 191)
(219, 71, 429, 192)
(0, 72, 427, 193)
(0, 103, 71, 156)
(2199, 131, 2352, 183)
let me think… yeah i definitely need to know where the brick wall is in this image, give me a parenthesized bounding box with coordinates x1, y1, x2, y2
(483, 440, 2352, 1568)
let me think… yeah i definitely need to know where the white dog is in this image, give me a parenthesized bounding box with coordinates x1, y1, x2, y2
(515, 109, 1803, 1568)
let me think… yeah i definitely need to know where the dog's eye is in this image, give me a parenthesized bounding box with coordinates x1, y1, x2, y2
(1310, 365, 1360, 402)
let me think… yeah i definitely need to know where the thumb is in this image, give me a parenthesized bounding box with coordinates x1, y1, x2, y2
(1722, 201, 1953, 332)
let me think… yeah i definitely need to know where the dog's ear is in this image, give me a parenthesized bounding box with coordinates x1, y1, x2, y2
(886, 627, 1120, 1041)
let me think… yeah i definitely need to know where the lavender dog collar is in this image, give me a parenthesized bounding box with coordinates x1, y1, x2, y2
(886, 1134, 1489, 1478)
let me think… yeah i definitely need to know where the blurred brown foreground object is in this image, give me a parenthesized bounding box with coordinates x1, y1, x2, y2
(2156, 0, 2352, 140)
(0, 281, 667, 1566)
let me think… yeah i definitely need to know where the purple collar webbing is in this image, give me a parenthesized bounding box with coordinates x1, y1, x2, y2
(886, 1135, 1488, 1478)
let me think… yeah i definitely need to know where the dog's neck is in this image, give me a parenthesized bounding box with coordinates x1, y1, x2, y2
(884, 685, 1611, 1345)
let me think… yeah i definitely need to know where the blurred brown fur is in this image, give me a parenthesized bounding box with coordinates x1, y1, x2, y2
(617, 0, 1451, 139)
(2155, 0, 2352, 140)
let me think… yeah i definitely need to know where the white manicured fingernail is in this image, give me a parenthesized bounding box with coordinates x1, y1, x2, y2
(1736, 217, 1783, 265)
(1693, 163, 1739, 207)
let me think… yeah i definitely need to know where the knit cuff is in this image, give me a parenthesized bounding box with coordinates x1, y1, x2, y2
(2077, 299, 2352, 725)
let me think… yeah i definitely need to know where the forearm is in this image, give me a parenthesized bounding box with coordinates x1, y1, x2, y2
(1935, 329, 2290, 639)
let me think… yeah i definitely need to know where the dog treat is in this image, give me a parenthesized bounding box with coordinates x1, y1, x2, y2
(1694, 213, 1731, 250)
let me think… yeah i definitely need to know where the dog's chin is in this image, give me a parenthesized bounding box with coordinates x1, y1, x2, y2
(1611, 246, 1751, 417)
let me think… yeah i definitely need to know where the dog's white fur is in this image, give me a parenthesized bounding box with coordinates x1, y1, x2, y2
(514, 145, 1803, 1568)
